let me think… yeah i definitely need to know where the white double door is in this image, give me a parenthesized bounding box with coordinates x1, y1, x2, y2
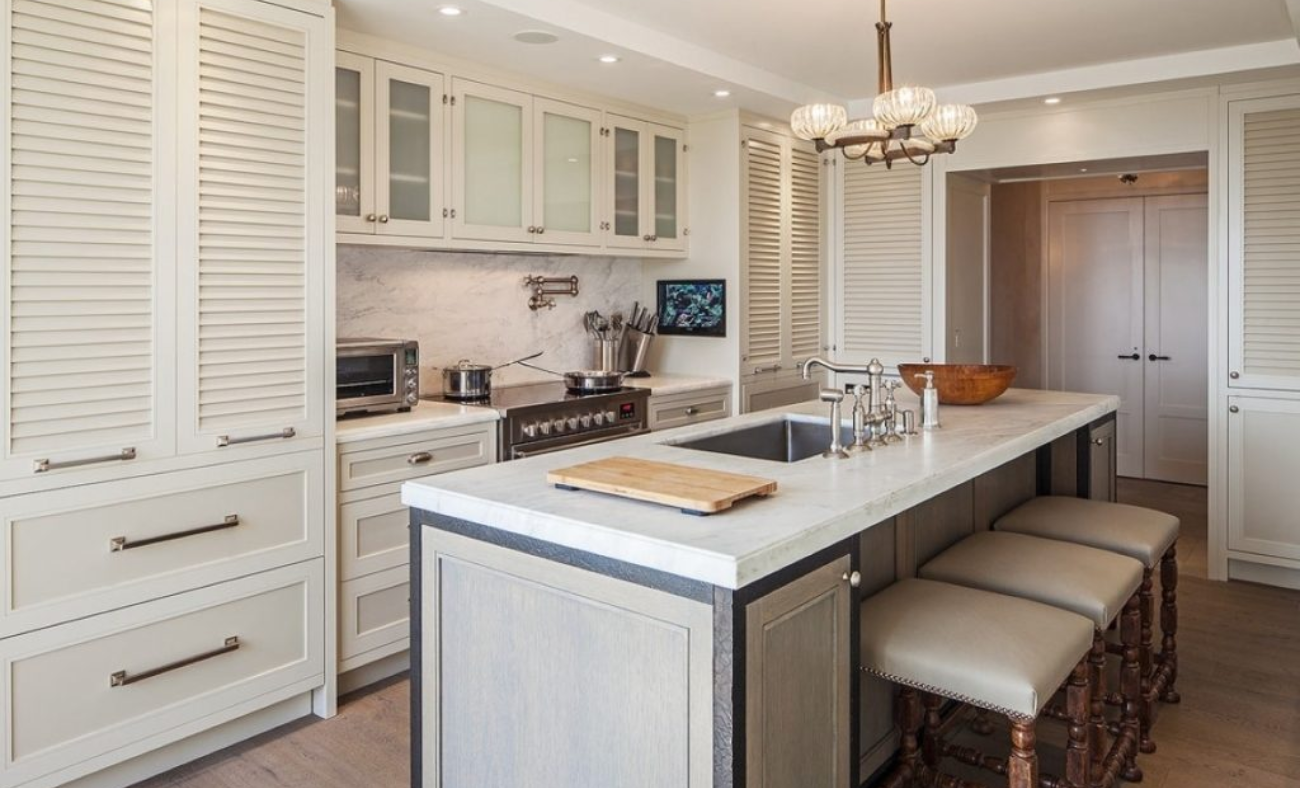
(1047, 194, 1208, 484)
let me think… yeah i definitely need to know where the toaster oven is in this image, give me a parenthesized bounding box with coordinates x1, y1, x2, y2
(337, 338, 419, 416)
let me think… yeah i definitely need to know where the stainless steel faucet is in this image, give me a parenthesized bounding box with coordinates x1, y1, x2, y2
(804, 356, 898, 455)
(801, 356, 874, 380)
(818, 388, 850, 459)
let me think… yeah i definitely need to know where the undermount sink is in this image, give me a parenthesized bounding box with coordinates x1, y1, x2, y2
(669, 416, 853, 463)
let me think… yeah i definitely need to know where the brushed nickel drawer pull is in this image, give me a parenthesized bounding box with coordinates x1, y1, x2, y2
(110, 636, 240, 688)
(684, 407, 700, 416)
(407, 451, 434, 465)
(110, 514, 240, 552)
(217, 427, 295, 447)
(34, 447, 136, 474)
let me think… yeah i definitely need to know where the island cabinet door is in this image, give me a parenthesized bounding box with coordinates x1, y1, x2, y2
(745, 553, 854, 788)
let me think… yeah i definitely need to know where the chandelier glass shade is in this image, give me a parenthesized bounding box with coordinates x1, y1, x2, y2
(790, 0, 976, 167)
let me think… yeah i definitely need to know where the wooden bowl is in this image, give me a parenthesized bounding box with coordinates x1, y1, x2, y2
(897, 364, 1018, 405)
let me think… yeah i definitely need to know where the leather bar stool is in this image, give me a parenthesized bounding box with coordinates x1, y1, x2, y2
(995, 496, 1181, 753)
(862, 579, 1096, 788)
(919, 531, 1146, 787)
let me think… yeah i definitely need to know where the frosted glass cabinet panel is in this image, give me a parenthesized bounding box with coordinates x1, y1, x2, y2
(335, 52, 374, 234)
(605, 115, 687, 252)
(651, 124, 686, 252)
(452, 79, 533, 242)
(376, 61, 445, 238)
(534, 98, 601, 247)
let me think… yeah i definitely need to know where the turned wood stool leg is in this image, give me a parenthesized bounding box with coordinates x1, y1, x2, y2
(1067, 657, 1092, 788)
(921, 693, 944, 769)
(1008, 720, 1039, 788)
(881, 687, 923, 788)
(1088, 631, 1107, 775)
(1120, 595, 1144, 784)
(1138, 567, 1157, 754)
(1160, 543, 1181, 703)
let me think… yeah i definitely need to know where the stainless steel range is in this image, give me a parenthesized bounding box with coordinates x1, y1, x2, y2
(425, 381, 649, 460)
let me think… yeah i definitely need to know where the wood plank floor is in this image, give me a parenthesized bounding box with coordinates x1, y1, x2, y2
(134, 479, 1300, 788)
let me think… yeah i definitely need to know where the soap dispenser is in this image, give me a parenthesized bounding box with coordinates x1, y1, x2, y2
(915, 371, 941, 430)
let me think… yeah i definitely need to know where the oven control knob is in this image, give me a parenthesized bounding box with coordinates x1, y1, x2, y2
(406, 379, 418, 391)
(406, 392, 418, 405)
(538, 421, 551, 436)
(522, 423, 537, 439)
(593, 412, 605, 426)
(553, 418, 567, 433)
(580, 414, 593, 429)
(605, 409, 618, 423)
(567, 417, 580, 431)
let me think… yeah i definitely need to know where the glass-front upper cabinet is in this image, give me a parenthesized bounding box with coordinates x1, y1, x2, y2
(376, 61, 445, 238)
(335, 53, 445, 239)
(451, 79, 533, 243)
(335, 52, 374, 235)
(533, 98, 602, 247)
(605, 115, 687, 252)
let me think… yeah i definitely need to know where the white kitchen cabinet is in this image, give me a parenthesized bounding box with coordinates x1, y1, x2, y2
(533, 98, 602, 247)
(740, 127, 824, 409)
(451, 78, 534, 243)
(1227, 94, 1300, 393)
(336, 421, 497, 677)
(175, 0, 329, 455)
(604, 114, 688, 253)
(647, 386, 731, 431)
(836, 158, 933, 370)
(1227, 396, 1300, 561)
(0, 0, 177, 482)
(335, 54, 446, 239)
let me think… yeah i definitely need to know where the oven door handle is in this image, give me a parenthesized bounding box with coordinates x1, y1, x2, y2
(512, 426, 646, 460)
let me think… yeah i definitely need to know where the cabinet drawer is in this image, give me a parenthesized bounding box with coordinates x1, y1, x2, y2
(340, 492, 410, 581)
(339, 425, 494, 493)
(0, 561, 323, 788)
(340, 566, 410, 671)
(648, 387, 731, 431)
(0, 453, 323, 637)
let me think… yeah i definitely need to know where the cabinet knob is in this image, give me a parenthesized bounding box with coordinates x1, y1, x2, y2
(922, 357, 931, 363)
(407, 451, 434, 465)
(650, 235, 658, 242)
(1230, 371, 1241, 380)
(528, 226, 537, 234)
(684, 406, 699, 416)
(842, 570, 861, 588)
(365, 214, 377, 222)
(642, 234, 652, 241)
(536, 226, 545, 235)
(378, 214, 389, 223)
(1092, 437, 1106, 446)
(1229, 405, 1240, 414)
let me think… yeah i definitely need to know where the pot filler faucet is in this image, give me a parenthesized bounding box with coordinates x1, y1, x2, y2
(802, 357, 908, 458)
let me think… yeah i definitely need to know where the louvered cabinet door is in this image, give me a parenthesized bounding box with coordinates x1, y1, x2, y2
(176, 0, 328, 454)
(741, 132, 785, 375)
(1, 0, 176, 481)
(838, 162, 931, 369)
(1228, 96, 1300, 392)
(789, 142, 824, 365)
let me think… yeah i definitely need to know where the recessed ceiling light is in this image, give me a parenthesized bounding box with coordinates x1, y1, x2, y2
(1044, 96, 1062, 105)
(437, 5, 463, 16)
(598, 54, 620, 64)
(714, 89, 732, 98)
(513, 30, 559, 44)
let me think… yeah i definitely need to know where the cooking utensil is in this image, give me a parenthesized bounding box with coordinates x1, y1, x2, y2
(442, 359, 493, 400)
(563, 369, 625, 393)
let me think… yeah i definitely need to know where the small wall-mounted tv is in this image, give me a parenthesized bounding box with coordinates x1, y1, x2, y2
(657, 279, 726, 337)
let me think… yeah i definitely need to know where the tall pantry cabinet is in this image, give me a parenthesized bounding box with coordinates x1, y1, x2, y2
(1222, 90, 1300, 585)
(0, 0, 335, 785)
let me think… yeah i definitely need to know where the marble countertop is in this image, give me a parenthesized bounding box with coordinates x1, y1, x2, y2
(336, 400, 499, 445)
(623, 374, 733, 397)
(402, 388, 1118, 589)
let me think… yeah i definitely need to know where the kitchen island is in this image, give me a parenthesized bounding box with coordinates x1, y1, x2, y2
(403, 388, 1119, 788)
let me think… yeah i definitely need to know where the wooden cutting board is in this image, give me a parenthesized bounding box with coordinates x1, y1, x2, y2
(547, 456, 777, 516)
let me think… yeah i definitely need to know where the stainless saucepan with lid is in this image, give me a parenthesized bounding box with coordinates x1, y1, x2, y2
(441, 352, 543, 400)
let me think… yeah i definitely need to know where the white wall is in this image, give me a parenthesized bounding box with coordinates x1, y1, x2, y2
(945, 174, 990, 363)
(641, 112, 743, 390)
(337, 246, 643, 394)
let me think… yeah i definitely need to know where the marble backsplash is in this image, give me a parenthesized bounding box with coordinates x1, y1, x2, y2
(336, 245, 644, 393)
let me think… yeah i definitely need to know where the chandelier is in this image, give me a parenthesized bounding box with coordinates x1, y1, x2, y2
(790, 0, 977, 167)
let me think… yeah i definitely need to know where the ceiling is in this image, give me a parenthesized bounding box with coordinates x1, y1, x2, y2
(337, 0, 1299, 118)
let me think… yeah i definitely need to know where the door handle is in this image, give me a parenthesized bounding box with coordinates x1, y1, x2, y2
(1117, 353, 1140, 361)
(1148, 354, 1171, 361)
